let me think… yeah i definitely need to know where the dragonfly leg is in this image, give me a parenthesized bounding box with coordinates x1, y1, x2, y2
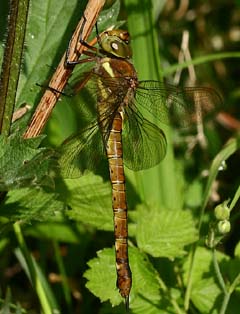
(66, 14, 98, 66)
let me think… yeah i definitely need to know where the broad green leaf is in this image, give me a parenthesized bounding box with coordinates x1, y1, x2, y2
(0, 134, 56, 191)
(136, 204, 198, 258)
(227, 258, 240, 290)
(15, 0, 122, 139)
(84, 247, 162, 309)
(25, 217, 89, 244)
(64, 174, 113, 231)
(0, 187, 63, 225)
(190, 278, 221, 313)
(17, 0, 86, 107)
(183, 247, 229, 313)
(84, 247, 122, 306)
(183, 246, 229, 283)
(130, 298, 171, 314)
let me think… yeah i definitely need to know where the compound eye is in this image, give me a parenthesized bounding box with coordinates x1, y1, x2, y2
(119, 31, 130, 42)
(111, 41, 119, 52)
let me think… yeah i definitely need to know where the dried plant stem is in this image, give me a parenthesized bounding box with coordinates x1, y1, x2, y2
(24, 0, 106, 139)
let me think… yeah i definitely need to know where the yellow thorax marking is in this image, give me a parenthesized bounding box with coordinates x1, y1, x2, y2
(102, 59, 114, 78)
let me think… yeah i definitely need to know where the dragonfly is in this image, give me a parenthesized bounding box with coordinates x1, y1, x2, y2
(59, 18, 222, 307)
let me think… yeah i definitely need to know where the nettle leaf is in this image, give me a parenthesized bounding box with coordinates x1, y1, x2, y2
(16, 0, 121, 111)
(190, 277, 221, 314)
(84, 247, 162, 310)
(136, 204, 198, 258)
(183, 247, 229, 313)
(16, 0, 84, 107)
(0, 187, 63, 225)
(64, 173, 113, 231)
(183, 246, 229, 283)
(0, 134, 57, 191)
(84, 248, 122, 306)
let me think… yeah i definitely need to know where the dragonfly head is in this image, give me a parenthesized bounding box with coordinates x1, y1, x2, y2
(99, 29, 132, 59)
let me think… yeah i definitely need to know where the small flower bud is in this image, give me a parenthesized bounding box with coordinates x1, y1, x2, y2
(217, 220, 231, 234)
(214, 202, 230, 220)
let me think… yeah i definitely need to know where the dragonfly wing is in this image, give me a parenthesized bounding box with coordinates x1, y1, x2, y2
(58, 121, 106, 178)
(122, 107, 167, 171)
(136, 81, 223, 128)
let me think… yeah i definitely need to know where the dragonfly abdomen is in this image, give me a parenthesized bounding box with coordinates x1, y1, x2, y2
(105, 112, 132, 299)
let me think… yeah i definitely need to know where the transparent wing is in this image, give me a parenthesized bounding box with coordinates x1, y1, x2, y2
(59, 76, 122, 178)
(136, 81, 223, 128)
(122, 104, 167, 171)
(60, 74, 223, 176)
(58, 121, 106, 178)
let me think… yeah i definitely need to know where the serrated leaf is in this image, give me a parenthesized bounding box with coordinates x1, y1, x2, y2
(183, 247, 229, 313)
(17, 0, 122, 109)
(0, 134, 57, 190)
(17, 0, 85, 107)
(64, 173, 113, 231)
(97, 0, 121, 31)
(136, 204, 198, 258)
(0, 187, 63, 225)
(84, 247, 122, 306)
(84, 247, 163, 310)
(183, 246, 229, 283)
(191, 278, 221, 313)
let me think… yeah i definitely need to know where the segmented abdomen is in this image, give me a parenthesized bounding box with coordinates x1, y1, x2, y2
(105, 112, 132, 299)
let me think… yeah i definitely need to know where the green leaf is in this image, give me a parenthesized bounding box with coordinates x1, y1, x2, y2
(183, 247, 229, 313)
(185, 179, 203, 208)
(183, 246, 228, 282)
(190, 278, 221, 313)
(64, 173, 113, 231)
(84, 247, 122, 306)
(201, 137, 240, 215)
(136, 204, 198, 258)
(234, 241, 240, 258)
(25, 217, 88, 244)
(15, 247, 59, 314)
(16, 0, 86, 107)
(84, 247, 162, 309)
(0, 134, 56, 190)
(16, 0, 121, 128)
(0, 187, 63, 225)
(0, 288, 26, 314)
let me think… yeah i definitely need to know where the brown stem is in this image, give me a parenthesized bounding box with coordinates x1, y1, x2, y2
(23, 0, 106, 139)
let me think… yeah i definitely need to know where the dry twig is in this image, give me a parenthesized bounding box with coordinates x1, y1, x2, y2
(24, 0, 106, 139)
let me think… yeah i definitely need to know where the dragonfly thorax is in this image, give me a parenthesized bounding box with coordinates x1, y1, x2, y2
(94, 57, 138, 105)
(96, 57, 138, 80)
